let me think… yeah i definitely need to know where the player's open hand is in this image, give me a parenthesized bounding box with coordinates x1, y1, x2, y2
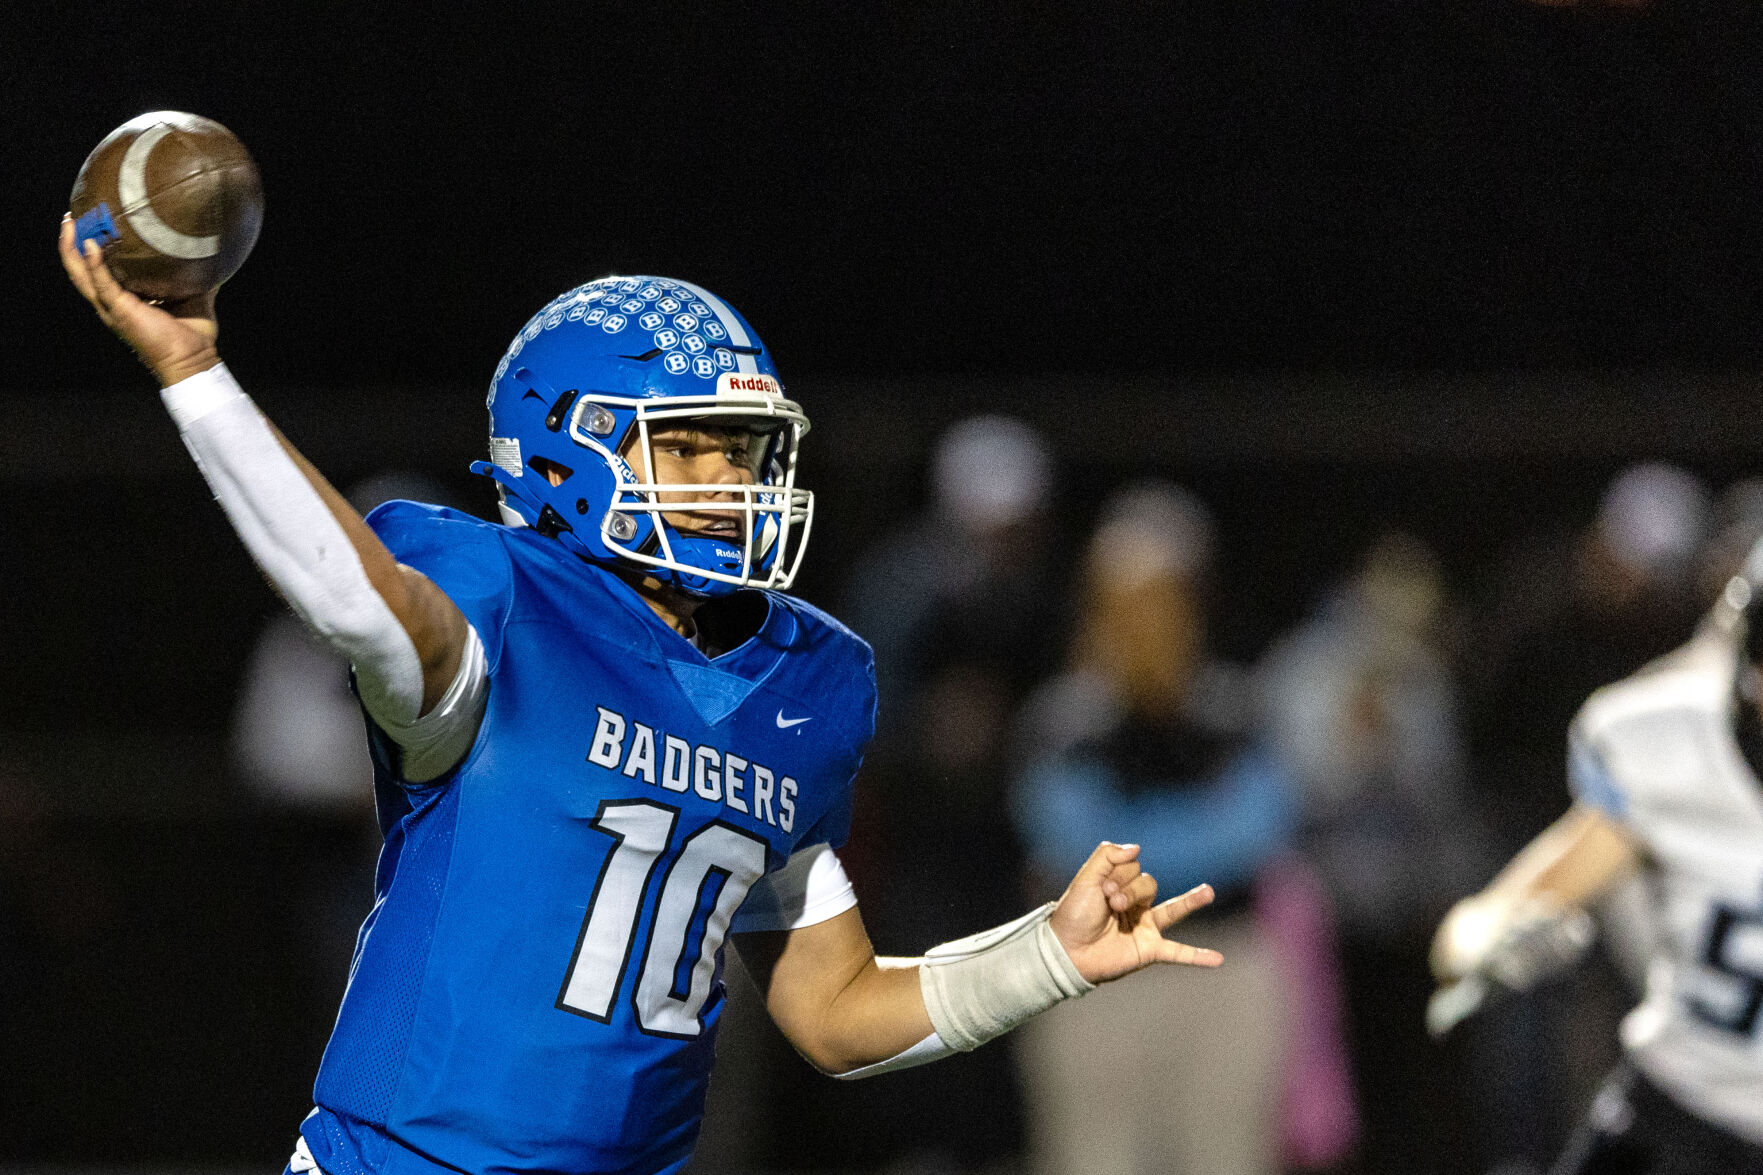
(59, 214, 219, 387)
(1047, 841, 1223, 985)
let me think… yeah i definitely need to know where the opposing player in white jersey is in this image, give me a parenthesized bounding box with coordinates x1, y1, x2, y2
(1431, 553, 1763, 1174)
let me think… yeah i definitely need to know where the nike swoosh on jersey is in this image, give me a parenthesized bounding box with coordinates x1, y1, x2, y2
(776, 710, 813, 728)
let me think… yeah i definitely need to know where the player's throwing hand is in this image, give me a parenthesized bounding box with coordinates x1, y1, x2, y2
(1050, 841, 1223, 984)
(58, 214, 219, 386)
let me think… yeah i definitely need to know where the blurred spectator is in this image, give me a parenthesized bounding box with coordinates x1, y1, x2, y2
(234, 618, 377, 822)
(1261, 531, 1480, 934)
(1260, 531, 1486, 1174)
(841, 414, 1066, 748)
(1588, 461, 1706, 589)
(1010, 481, 1300, 1175)
(1468, 461, 1711, 849)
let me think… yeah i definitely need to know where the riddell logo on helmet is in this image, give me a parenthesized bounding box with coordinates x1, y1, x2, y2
(717, 373, 781, 397)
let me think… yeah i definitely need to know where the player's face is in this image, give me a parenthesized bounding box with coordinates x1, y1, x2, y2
(621, 422, 763, 540)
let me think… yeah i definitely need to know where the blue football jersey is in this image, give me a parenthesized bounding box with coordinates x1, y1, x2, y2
(297, 502, 876, 1175)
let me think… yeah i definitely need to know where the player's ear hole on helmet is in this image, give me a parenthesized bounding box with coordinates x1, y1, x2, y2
(528, 456, 574, 488)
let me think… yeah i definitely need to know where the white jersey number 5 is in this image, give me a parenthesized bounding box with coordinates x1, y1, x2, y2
(556, 799, 768, 1038)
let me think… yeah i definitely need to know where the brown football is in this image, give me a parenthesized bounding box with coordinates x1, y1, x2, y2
(68, 111, 263, 301)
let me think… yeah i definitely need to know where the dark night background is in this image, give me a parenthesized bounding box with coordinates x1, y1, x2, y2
(6, 1, 1763, 1170)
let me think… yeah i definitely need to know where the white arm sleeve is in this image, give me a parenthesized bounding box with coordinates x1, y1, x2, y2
(160, 363, 429, 731)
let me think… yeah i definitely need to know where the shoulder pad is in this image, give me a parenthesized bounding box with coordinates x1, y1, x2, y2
(1576, 630, 1734, 744)
(767, 591, 875, 663)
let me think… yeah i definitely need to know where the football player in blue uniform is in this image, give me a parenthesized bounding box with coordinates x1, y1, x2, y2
(61, 216, 1226, 1175)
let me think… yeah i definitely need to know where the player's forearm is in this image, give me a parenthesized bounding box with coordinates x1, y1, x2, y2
(749, 876, 1107, 1081)
(1482, 803, 1641, 910)
(826, 904, 1096, 1079)
(805, 958, 936, 1075)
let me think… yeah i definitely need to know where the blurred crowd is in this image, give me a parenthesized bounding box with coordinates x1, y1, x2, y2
(6, 416, 1758, 1174)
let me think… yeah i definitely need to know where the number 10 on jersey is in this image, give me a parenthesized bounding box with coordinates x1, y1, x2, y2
(556, 800, 769, 1038)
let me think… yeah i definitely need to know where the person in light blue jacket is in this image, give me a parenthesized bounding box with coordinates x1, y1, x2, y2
(1012, 481, 1300, 1175)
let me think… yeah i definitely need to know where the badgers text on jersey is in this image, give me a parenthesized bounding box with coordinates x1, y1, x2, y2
(587, 706, 797, 832)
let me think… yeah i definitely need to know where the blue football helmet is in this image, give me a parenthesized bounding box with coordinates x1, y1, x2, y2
(470, 276, 813, 597)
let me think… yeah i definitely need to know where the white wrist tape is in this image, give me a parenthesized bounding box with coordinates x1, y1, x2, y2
(918, 902, 1094, 1052)
(161, 364, 426, 727)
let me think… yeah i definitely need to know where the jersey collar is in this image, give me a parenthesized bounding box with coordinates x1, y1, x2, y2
(593, 559, 796, 681)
